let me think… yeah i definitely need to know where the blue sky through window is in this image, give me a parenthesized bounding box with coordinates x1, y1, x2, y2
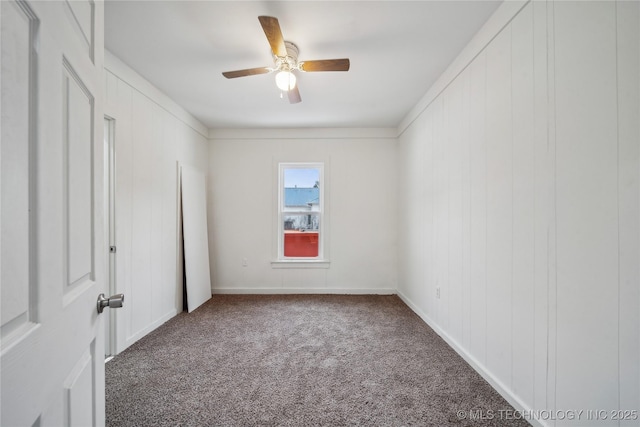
(284, 168, 319, 188)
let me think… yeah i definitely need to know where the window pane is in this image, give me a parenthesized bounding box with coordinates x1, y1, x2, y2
(284, 168, 320, 209)
(283, 214, 319, 231)
(283, 214, 319, 257)
(280, 164, 323, 259)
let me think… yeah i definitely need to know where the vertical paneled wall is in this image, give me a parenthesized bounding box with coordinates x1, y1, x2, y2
(397, 1, 639, 425)
(553, 0, 619, 418)
(104, 57, 209, 352)
(615, 2, 640, 421)
(553, 1, 640, 423)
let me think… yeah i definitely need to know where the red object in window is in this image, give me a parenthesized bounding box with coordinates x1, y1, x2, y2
(284, 231, 319, 257)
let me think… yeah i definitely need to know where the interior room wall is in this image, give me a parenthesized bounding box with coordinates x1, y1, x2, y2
(104, 51, 209, 353)
(397, 1, 639, 426)
(208, 128, 397, 294)
(102, 3, 638, 422)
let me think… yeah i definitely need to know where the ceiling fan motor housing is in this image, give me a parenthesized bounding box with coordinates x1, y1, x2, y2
(284, 41, 299, 61)
(275, 41, 299, 71)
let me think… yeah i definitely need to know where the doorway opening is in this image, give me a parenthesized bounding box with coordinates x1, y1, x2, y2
(104, 116, 117, 360)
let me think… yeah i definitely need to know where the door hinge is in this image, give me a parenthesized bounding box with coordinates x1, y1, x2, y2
(109, 246, 116, 253)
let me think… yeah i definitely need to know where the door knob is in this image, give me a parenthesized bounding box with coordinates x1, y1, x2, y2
(97, 293, 124, 314)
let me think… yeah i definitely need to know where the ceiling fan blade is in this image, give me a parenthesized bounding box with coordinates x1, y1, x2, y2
(222, 67, 271, 79)
(258, 16, 287, 57)
(300, 59, 350, 72)
(288, 86, 301, 104)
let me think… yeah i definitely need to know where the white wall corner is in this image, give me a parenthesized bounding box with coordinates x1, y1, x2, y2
(104, 50, 209, 138)
(397, 0, 530, 136)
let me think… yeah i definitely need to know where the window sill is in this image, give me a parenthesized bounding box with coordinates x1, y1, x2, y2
(271, 260, 331, 269)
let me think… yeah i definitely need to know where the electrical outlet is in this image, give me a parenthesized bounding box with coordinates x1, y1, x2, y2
(242, 258, 248, 267)
(436, 287, 441, 299)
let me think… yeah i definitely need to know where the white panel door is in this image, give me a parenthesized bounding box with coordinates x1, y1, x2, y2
(1, 0, 106, 425)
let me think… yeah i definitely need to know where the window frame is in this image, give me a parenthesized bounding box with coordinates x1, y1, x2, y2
(277, 162, 325, 262)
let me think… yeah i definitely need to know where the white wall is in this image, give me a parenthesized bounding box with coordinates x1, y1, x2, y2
(397, 1, 639, 426)
(208, 128, 397, 294)
(104, 51, 209, 352)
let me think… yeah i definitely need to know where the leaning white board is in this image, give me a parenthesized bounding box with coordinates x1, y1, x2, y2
(180, 165, 212, 312)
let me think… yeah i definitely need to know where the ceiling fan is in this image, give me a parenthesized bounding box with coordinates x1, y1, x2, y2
(222, 16, 350, 104)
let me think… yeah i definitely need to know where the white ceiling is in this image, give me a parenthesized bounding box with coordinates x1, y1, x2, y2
(105, 1, 501, 129)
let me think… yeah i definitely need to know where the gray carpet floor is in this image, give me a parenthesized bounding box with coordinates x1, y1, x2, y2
(106, 294, 530, 426)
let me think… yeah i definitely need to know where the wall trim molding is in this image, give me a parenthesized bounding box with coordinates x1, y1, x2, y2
(211, 287, 396, 295)
(397, 0, 530, 136)
(209, 127, 398, 141)
(396, 291, 547, 427)
(104, 50, 209, 138)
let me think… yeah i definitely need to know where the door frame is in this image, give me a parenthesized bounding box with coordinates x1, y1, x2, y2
(104, 115, 117, 358)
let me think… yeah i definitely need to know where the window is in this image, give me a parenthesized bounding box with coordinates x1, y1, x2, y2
(278, 163, 324, 260)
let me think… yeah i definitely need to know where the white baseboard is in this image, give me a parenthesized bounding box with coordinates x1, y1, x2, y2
(120, 308, 178, 353)
(396, 290, 547, 427)
(211, 287, 396, 295)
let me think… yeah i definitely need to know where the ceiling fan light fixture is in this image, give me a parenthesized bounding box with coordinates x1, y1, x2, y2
(221, 16, 349, 104)
(275, 70, 296, 91)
